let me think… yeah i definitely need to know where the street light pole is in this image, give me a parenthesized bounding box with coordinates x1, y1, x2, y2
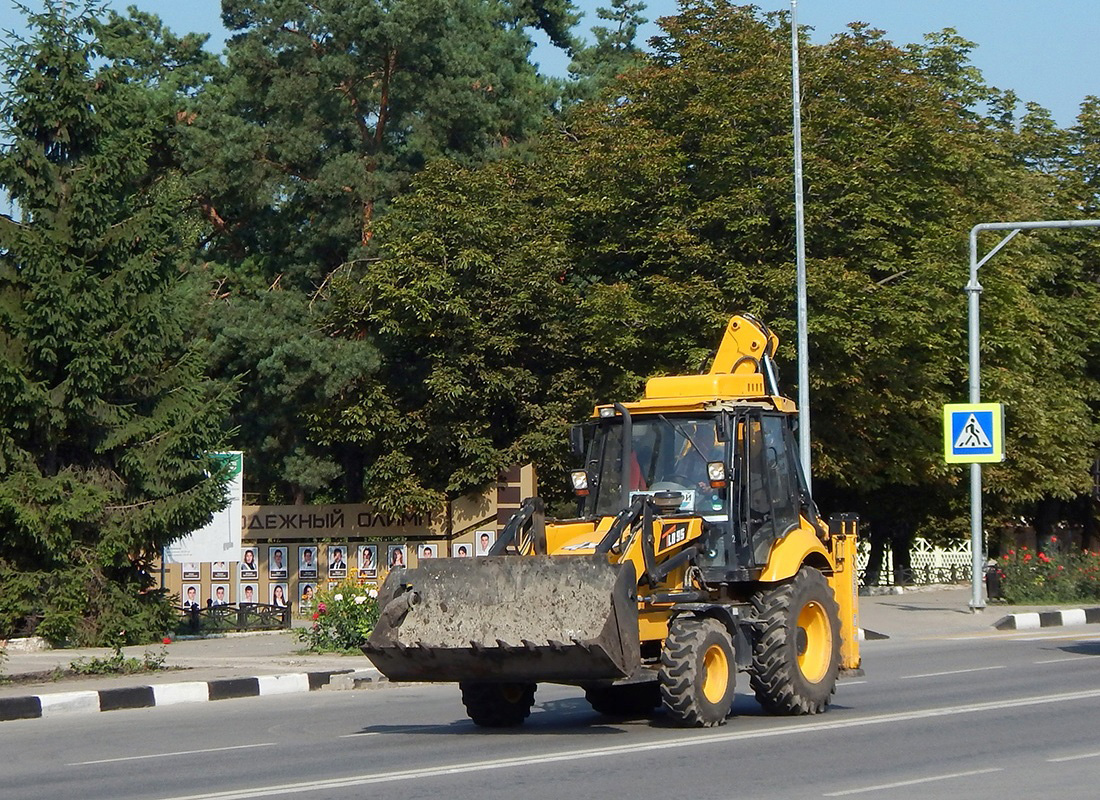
(791, 0, 811, 489)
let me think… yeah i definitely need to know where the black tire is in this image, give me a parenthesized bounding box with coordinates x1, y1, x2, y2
(459, 681, 537, 727)
(585, 682, 661, 718)
(658, 616, 736, 727)
(750, 566, 841, 715)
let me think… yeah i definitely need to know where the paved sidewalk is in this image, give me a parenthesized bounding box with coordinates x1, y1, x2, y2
(857, 585, 1100, 639)
(0, 630, 376, 700)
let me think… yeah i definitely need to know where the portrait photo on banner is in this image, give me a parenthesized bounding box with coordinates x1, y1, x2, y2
(299, 546, 318, 579)
(270, 583, 289, 608)
(210, 584, 230, 607)
(298, 583, 315, 612)
(328, 544, 348, 578)
(357, 545, 377, 578)
(475, 530, 496, 556)
(240, 547, 258, 578)
(269, 546, 287, 579)
(182, 584, 200, 610)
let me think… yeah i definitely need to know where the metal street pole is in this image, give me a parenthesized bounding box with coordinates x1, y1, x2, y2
(966, 218, 1100, 611)
(791, 0, 811, 489)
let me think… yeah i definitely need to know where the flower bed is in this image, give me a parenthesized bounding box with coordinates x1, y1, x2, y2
(995, 539, 1100, 604)
(298, 580, 381, 652)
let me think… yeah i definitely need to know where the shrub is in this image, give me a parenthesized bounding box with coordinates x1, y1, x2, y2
(298, 581, 380, 652)
(996, 541, 1100, 604)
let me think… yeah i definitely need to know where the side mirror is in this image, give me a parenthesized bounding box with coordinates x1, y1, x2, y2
(716, 412, 731, 442)
(569, 424, 585, 459)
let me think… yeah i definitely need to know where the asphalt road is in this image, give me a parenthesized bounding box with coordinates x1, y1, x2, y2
(5, 626, 1100, 800)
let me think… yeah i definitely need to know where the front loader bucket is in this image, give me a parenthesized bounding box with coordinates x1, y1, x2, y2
(362, 555, 640, 684)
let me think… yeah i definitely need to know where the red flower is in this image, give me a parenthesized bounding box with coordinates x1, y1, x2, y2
(1038, 553, 1051, 563)
(318, 602, 327, 614)
(1023, 554, 1032, 562)
(1008, 549, 1016, 556)
(312, 612, 320, 621)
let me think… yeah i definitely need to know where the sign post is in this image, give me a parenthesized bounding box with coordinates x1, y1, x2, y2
(964, 218, 1100, 610)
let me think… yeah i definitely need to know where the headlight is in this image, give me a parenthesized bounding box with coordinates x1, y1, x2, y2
(570, 470, 590, 496)
(707, 461, 727, 487)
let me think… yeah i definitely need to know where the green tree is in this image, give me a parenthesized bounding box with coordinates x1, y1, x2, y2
(328, 157, 582, 512)
(172, 0, 584, 504)
(0, 3, 232, 644)
(567, 0, 649, 102)
(186, 0, 577, 274)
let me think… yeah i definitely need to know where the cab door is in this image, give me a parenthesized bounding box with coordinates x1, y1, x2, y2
(742, 411, 801, 566)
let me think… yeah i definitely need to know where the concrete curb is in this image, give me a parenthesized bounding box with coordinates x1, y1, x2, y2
(0, 669, 355, 723)
(993, 607, 1100, 631)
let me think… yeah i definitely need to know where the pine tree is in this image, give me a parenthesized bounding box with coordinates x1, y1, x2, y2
(0, 3, 232, 644)
(567, 0, 649, 102)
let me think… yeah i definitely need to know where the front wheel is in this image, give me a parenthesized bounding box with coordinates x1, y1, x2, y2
(750, 566, 841, 715)
(659, 616, 736, 727)
(459, 681, 537, 727)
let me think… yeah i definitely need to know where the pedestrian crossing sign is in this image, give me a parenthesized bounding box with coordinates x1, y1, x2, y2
(943, 403, 1005, 463)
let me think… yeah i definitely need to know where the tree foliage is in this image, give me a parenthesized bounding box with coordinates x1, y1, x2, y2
(327, 0, 1100, 541)
(0, 3, 232, 644)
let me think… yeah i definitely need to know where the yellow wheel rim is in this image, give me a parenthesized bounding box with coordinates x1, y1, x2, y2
(796, 600, 832, 683)
(500, 685, 525, 704)
(701, 643, 730, 704)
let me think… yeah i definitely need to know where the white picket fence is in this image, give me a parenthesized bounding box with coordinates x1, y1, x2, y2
(856, 537, 972, 586)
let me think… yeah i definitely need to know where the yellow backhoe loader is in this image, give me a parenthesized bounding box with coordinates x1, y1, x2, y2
(364, 314, 861, 727)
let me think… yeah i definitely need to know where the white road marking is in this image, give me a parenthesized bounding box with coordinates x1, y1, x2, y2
(900, 665, 1005, 680)
(822, 767, 1002, 796)
(68, 742, 277, 766)
(1047, 751, 1100, 763)
(157, 688, 1100, 800)
(1034, 655, 1097, 664)
(837, 680, 867, 685)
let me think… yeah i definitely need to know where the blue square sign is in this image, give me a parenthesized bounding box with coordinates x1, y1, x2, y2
(943, 403, 1004, 463)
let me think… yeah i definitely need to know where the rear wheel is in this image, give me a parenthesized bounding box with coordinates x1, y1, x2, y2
(658, 616, 736, 727)
(585, 681, 661, 718)
(750, 566, 841, 715)
(459, 681, 537, 727)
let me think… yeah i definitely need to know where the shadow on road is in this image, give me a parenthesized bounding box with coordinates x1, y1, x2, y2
(1056, 640, 1100, 656)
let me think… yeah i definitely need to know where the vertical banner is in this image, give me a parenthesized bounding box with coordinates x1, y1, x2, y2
(164, 452, 244, 564)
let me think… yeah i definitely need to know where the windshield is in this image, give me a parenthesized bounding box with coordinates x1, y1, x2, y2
(587, 414, 728, 517)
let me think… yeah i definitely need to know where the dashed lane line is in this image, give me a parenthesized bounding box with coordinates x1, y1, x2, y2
(1047, 751, 1100, 763)
(822, 767, 1002, 796)
(900, 665, 1005, 680)
(69, 742, 277, 767)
